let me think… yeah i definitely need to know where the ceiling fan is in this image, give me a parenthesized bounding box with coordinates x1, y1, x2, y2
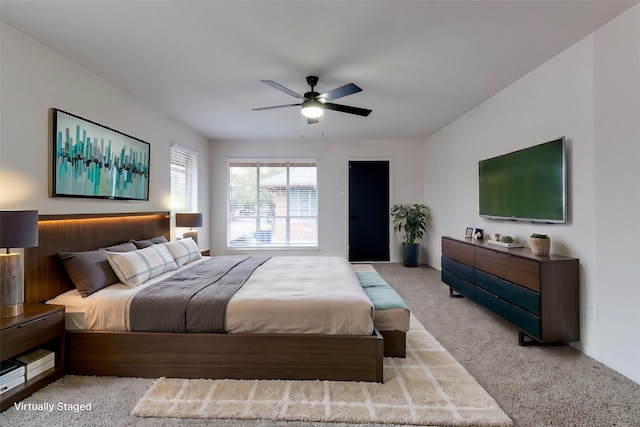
(253, 76, 372, 124)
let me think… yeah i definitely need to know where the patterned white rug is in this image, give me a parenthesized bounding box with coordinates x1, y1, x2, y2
(131, 315, 512, 426)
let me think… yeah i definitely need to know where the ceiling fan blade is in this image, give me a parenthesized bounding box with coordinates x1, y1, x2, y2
(319, 83, 362, 102)
(252, 103, 301, 111)
(324, 103, 372, 117)
(261, 80, 305, 99)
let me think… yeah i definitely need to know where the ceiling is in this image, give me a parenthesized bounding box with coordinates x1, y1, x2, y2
(1, 1, 636, 141)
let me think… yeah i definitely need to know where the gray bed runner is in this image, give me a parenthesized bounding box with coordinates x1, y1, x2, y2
(129, 255, 270, 333)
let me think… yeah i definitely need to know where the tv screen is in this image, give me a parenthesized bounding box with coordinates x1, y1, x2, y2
(478, 137, 566, 223)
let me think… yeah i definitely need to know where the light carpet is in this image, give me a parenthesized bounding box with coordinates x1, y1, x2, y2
(131, 315, 512, 426)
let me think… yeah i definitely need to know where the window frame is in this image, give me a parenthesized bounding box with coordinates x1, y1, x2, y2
(227, 159, 318, 250)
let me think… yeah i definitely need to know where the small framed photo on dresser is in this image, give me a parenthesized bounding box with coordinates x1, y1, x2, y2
(465, 227, 474, 238)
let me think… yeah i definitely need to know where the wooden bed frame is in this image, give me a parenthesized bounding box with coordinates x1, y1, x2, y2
(25, 212, 384, 382)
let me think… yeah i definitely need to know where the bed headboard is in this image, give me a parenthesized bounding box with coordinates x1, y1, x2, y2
(24, 212, 170, 303)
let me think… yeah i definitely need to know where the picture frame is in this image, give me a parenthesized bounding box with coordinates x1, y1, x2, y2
(51, 108, 150, 201)
(474, 228, 484, 239)
(465, 227, 474, 238)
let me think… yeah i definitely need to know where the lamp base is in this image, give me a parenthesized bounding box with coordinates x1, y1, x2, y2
(0, 303, 23, 318)
(0, 253, 24, 318)
(182, 230, 198, 245)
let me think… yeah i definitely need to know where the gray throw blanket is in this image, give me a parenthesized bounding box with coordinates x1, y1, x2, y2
(129, 256, 270, 333)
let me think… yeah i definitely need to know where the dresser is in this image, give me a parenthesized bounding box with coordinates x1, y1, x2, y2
(441, 236, 579, 345)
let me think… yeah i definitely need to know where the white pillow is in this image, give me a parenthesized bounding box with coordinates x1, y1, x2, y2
(106, 244, 178, 287)
(162, 238, 202, 267)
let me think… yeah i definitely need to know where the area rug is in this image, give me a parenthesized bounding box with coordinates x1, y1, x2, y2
(131, 314, 512, 426)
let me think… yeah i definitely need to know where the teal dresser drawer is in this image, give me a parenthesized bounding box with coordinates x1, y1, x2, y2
(475, 288, 541, 339)
(441, 269, 475, 300)
(441, 256, 475, 283)
(475, 270, 540, 315)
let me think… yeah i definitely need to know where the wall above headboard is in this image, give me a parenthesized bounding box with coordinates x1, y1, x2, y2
(1, 24, 211, 250)
(25, 212, 170, 303)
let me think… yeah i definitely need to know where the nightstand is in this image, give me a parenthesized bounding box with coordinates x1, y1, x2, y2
(1, 304, 65, 411)
(200, 249, 211, 256)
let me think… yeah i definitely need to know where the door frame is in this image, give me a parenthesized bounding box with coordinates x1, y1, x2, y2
(345, 158, 393, 261)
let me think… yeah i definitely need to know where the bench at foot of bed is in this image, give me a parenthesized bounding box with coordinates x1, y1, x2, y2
(353, 265, 410, 358)
(379, 330, 407, 358)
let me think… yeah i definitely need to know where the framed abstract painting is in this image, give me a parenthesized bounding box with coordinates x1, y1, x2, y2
(51, 108, 150, 201)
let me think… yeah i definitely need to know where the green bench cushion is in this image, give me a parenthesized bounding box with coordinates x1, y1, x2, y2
(355, 271, 408, 311)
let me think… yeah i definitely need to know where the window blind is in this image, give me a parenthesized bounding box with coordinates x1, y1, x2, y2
(171, 144, 198, 212)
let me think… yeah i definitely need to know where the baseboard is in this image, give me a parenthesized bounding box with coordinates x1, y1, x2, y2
(572, 342, 640, 384)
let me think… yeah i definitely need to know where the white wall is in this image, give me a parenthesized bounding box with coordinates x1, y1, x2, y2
(592, 5, 640, 385)
(0, 22, 211, 249)
(423, 5, 640, 383)
(209, 139, 425, 261)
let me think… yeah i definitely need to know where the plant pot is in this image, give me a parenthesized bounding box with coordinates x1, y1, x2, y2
(402, 244, 420, 267)
(530, 238, 550, 256)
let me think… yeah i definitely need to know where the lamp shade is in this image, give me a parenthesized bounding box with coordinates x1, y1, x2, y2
(176, 213, 203, 228)
(0, 210, 39, 249)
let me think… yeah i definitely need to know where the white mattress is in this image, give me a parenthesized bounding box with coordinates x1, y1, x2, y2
(47, 256, 375, 335)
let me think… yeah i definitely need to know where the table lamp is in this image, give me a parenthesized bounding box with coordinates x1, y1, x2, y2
(0, 210, 39, 318)
(176, 213, 202, 245)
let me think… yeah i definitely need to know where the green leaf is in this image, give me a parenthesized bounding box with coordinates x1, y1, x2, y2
(390, 203, 430, 244)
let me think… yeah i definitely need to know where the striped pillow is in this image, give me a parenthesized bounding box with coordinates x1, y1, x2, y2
(106, 244, 178, 288)
(162, 238, 202, 267)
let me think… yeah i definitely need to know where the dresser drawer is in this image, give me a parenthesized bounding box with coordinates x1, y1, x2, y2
(476, 288, 541, 339)
(442, 237, 474, 266)
(0, 310, 64, 360)
(442, 269, 475, 299)
(441, 255, 475, 283)
(475, 247, 540, 291)
(475, 270, 540, 315)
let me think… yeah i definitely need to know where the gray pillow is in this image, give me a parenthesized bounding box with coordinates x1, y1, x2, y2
(101, 242, 137, 252)
(57, 250, 120, 297)
(130, 235, 168, 249)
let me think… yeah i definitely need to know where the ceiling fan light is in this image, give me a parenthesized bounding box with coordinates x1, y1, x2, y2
(301, 100, 323, 118)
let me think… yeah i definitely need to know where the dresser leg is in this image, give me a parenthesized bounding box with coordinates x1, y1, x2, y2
(449, 287, 464, 298)
(519, 331, 546, 346)
(519, 331, 568, 347)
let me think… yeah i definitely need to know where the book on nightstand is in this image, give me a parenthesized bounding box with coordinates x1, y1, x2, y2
(1, 360, 25, 383)
(1, 361, 26, 394)
(14, 349, 55, 381)
(1, 376, 25, 395)
(24, 359, 55, 380)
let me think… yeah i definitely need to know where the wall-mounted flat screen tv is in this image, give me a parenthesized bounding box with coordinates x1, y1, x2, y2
(479, 137, 566, 223)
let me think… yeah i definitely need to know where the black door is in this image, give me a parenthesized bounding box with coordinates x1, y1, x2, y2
(349, 161, 390, 262)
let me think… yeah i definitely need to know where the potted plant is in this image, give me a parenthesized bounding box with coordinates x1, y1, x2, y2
(391, 203, 429, 267)
(530, 233, 551, 255)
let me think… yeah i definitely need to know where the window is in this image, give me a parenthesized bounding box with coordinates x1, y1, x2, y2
(228, 160, 318, 248)
(170, 144, 198, 212)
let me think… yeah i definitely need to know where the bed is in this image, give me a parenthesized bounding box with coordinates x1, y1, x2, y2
(25, 212, 383, 382)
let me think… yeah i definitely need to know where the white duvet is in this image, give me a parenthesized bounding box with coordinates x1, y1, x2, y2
(47, 256, 375, 335)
